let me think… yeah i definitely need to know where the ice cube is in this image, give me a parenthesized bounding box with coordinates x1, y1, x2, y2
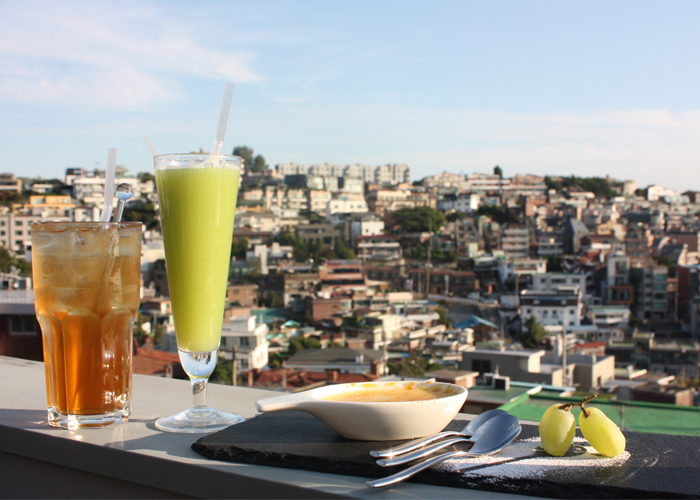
(50, 286, 99, 314)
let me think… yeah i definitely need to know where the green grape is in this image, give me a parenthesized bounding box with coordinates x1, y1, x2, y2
(539, 403, 560, 434)
(580, 410, 626, 457)
(540, 407, 575, 456)
(577, 405, 604, 427)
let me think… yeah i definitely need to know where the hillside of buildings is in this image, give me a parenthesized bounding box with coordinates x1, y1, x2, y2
(2, 150, 700, 432)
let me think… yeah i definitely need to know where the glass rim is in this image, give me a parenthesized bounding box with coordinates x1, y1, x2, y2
(30, 221, 143, 228)
(153, 153, 242, 171)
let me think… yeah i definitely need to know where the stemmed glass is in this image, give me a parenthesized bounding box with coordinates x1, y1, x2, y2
(154, 153, 244, 433)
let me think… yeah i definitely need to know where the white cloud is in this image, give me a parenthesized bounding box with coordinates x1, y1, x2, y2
(0, 2, 263, 108)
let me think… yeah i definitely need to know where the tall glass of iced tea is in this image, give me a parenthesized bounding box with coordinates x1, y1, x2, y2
(30, 221, 142, 429)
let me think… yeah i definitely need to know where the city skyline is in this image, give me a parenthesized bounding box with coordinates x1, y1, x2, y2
(1, 1, 699, 192)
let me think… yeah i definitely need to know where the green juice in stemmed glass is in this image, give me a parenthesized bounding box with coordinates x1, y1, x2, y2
(154, 153, 243, 433)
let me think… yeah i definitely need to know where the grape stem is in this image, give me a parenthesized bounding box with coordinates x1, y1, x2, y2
(579, 394, 598, 418)
(557, 403, 575, 412)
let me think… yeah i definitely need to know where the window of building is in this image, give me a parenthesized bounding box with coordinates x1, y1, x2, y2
(11, 315, 37, 335)
(240, 337, 249, 347)
(472, 359, 491, 374)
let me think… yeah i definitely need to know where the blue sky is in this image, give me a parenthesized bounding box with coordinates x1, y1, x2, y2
(1, 0, 699, 191)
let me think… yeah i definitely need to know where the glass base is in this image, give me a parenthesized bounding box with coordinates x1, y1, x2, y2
(48, 406, 130, 430)
(155, 406, 244, 433)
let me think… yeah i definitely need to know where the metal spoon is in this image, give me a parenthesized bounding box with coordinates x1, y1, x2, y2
(377, 414, 519, 467)
(112, 183, 134, 223)
(370, 408, 509, 458)
(366, 419, 522, 488)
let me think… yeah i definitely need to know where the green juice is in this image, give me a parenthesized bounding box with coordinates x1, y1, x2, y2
(156, 165, 239, 353)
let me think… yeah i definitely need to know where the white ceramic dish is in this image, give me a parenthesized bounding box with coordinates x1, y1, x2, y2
(255, 381, 468, 441)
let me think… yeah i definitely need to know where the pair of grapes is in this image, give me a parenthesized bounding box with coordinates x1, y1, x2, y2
(539, 395, 626, 457)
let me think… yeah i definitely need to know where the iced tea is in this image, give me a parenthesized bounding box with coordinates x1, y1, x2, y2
(31, 221, 141, 429)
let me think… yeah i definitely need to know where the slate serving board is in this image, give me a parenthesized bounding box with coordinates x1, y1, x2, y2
(192, 411, 700, 499)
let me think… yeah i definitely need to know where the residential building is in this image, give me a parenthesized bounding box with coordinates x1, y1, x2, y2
(307, 189, 332, 215)
(519, 288, 583, 327)
(604, 254, 634, 306)
(349, 217, 384, 246)
(0, 173, 22, 193)
(318, 260, 365, 289)
(284, 347, 385, 375)
(0, 212, 70, 253)
(226, 284, 259, 308)
(326, 195, 369, 219)
(356, 235, 402, 262)
(630, 265, 674, 320)
(407, 268, 479, 297)
(295, 223, 342, 246)
(234, 211, 281, 234)
(0, 289, 42, 362)
(501, 223, 530, 259)
(305, 296, 352, 320)
(220, 316, 269, 371)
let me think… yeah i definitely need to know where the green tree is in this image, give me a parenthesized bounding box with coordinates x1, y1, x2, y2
(334, 238, 357, 260)
(494, 165, 503, 178)
(0, 246, 31, 276)
(288, 335, 321, 355)
(252, 155, 267, 173)
(546, 256, 563, 272)
(445, 212, 463, 222)
(435, 306, 453, 328)
(232, 146, 254, 171)
(658, 256, 678, 269)
(231, 237, 249, 260)
(265, 291, 284, 308)
(476, 204, 503, 219)
(342, 315, 363, 328)
(137, 172, 154, 183)
(521, 316, 546, 349)
(210, 359, 233, 385)
(544, 176, 563, 192)
(389, 352, 432, 378)
(393, 207, 446, 233)
(123, 202, 159, 229)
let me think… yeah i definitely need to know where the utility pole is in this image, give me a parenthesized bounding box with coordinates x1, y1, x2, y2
(231, 345, 237, 386)
(425, 219, 433, 300)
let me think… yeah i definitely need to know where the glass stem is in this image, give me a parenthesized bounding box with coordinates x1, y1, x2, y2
(191, 377, 209, 408)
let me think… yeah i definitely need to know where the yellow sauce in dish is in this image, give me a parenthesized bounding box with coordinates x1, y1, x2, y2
(320, 386, 450, 403)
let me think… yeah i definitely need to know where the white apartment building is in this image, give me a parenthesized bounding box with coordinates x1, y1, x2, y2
(587, 306, 631, 330)
(282, 189, 308, 211)
(308, 190, 332, 215)
(536, 233, 564, 258)
(326, 196, 369, 219)
(220, 316, 269, 371)
(646, 184, 678, 202)
(437, 193, 480, 212)
(276, 162, 410, 185)
(234, 211, 280, 233)
(0, 212, 70, 252)
(422, 172, 464, 189)
(502, 224, 529, 259)
(520, 288, 584, 328)
(497, 258, 547, 285)
(531, 273, 587, 294)
(349, 219, 385, 246)
(463, 173, 510, 193)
